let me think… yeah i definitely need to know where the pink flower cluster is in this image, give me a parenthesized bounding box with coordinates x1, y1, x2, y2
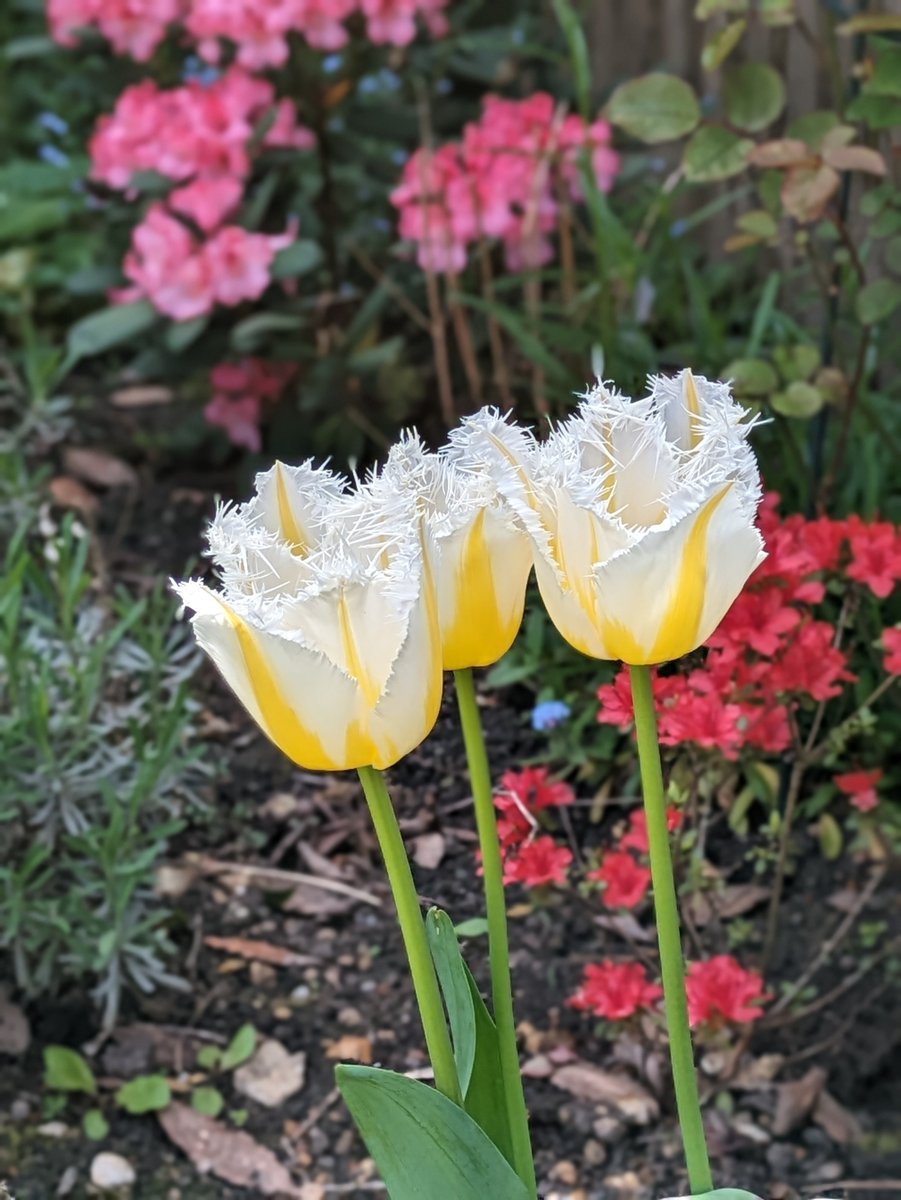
(92, 71, 312, 321)
(204, 359, 297, 451)
(491, 768, 575, 888)
(585, 806, 682, 910)
(598, 497, 901, 760)
(391, 93, 620, 273)
(49, 0, 450, 63)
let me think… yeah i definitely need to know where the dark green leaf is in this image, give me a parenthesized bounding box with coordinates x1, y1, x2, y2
(725, 64, 786, 131)
(230, 312, 301, 353)
(607, 74, 701, 143)
(683, 126, 753, 182)
(846, 93, 901, 130)
(336, 1066, 530, 1200)
(771, 381, 824, 418)
(454, 917, 490, 938)
(856, 278, 901, 325)
(723, 358, 778, 396)
(43, 1046, 97, 1095)
(166, 315, 209, 353)
(116, 1075, 171, 1114)
(66, 301, 159, 364)
(272, 240, 323, 279)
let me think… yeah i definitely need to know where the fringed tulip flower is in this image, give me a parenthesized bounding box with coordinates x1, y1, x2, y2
(175, 461, 443, 771)
(480, 373, 766, 665)
(374, 429, 533, 670)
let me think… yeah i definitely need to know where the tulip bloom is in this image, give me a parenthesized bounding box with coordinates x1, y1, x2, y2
(175, 462, 443, 771)
(481, 373, 765, 665)
(376, 424, 533, 670)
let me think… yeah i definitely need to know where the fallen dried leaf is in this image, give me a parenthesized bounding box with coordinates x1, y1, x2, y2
(233, 1040, 306, 1108)
(813, 1089, 863, 1144)
(594, 912, 655, 942)
(0, 990, 30, 1056)
(154, 862, 200, 899)
(62, 447, 138, 488)
(412, 832, 445, 869)
(282, 884, 355, 917)
(747, 138, 812, 169)
(772, 1066, 827, 1136)
(47, 476, 100, 516)
(781, 163, 840, 223)
(324, 1035, 373, 1064)
(550, 1062, 658, 1124)
(731, 1053, 785, 1090)
(109, 385, 173, 408)
(204, 936, 316, 968)
(158, 1102, 302, 1195)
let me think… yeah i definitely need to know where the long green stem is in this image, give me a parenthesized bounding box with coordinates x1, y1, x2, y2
(357, 765, 461, 1105)
(453, 669, 537, 1198)
(629, 665, 713, 1195)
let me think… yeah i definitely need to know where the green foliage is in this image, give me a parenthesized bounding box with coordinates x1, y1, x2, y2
(82, 1108, 110, 1140)
(191, 1087, 225, 1118)
(115, 1075, 172, 1114)
(219, 1023, 257, 1071)
(336, 1066, 530, 1200)
(43, 1046, 97, 1095)
(607, 74, 701, 143)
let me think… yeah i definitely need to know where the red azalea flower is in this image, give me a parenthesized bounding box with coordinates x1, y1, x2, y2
(883, 628, 901, 676)
(846, 518, 901, 599)
(503, 836, 572, 888)
(498, 766, 575, 813)
(768, 621, 855, 701)
(619, 807, 683, 855)
(685, 956, 769, 1027)
(835, 768, 883, 813)
(568, 960, 662, 1020)
(588, 851, 651, 909)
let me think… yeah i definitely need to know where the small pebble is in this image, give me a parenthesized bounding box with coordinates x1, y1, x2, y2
(582, 1138, 607, 1167)
(90, 1152, 136, 1189)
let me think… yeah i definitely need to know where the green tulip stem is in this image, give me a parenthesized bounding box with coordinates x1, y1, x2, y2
(453, 668, 537, 1198)
(629, 664, 713, 1195)
(357, 765, 462, 1107)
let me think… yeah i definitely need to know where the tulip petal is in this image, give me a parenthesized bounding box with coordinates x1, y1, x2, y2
(592, 485, 765, 664)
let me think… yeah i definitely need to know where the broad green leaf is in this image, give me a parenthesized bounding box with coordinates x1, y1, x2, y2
(454, 917, 489, 938)
(426, 910, 513, 1164)
(67, 301, 159, 364)
(866, 45, 901, 98)
(196, 1045, 221, 1070)
(760, 0, 795, 26)
(83, 1109, 109, 1141)
(771, 381, 823, 418)
(701, 18, 747, 70)
(272, 239, 323, 279)
(846, 93, 901, 130)
(230, 312, 301, 353)
(695, 0, 748, 16)
(0, 197, 71, 242)
(166, 315, 209, 353)
(787, 110, 842, 151)
(723, 357, 778, 396)
(774, 342, 819, 383)
(191, 1086, 225, 1117)
(725, 64, 786, 131)
(606, 74, 701, 143)
(43, 1046, 97, 1095)
(683, 126, 753, 182)
(837, 14, 901, 35)
(336, 1066, 530, 1200)
(116, 1075, 171, 1114)
(818, 814, 844, 861)
(735, 210, 778, 239)
(2, 35, 60, 60)
(220, 1023, 257, 1071)
(857, 278, 901, 325)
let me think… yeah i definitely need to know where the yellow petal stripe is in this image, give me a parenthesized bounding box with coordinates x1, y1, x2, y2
(338, 590, 382, 708)
(275, 461, 309, 555)
(224, 606, 338, 770)
(442, 509, 511, 670)
(683, 372, 704, 450)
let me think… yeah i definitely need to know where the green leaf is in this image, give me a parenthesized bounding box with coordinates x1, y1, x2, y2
(735, 209, 778, 239)
(165, 315, 209, 353)
(196, 1045, 222, 1071)
(272, 239, 323, 280)
(771, 381, 824, 418)
(191, 1087, 225, 1118)
(837, 14, 901, 35)
(856, 278, 901, 325)
(426, 910, 513, 1164)
(66, 301, 159, 365)
(760, 0, 795, 26)
(683, 126, 753, 182)
(846, 93, 901, 130)
(774, 342, 819, 382)
(82, 1109, 109, 1141)
(866, 45, 901, 98)
(336, 1066, 530, 1200)
(454, 917, 490, 938)
(43, 1046, 97, 1095)
(818, 814, 844, 861)
(116, 1075, 171, 1115)
(723, 357, 779, 396)
(606, 73, 701, 143)
(1, 35, 60, 60)
(885, 236, 901, 273)
(702, 18, 747, 70)
(787, 110, 842, 151)
(220, 1023, 257, 1071)
(452, 294, 570, 385)
(695, 0, 748, 16)
(230, 312, 301, 354)
(0, 198, 72, 243)
(725, 64, 786, 131)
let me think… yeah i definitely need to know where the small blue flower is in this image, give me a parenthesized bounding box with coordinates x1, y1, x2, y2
(531, 700, 571, 732)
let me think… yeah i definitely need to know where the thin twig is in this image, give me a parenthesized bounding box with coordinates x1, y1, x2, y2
(476, 235, 514, 411)
(194, 855, 382, 907)
(347, 243, 431, 332)
(445, 269, 484, 408)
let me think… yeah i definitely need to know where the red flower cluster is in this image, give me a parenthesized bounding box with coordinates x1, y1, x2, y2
(391, 93, 619, 273)
(685, 956, 769, 1028)
(568, 961, 662, 1021)
(598, 497, 901, 759)
(50, 0, 450, 63)
(493, 767, 575, 889)
(587, 850, 650, 909)
(835, 769, 883, 814)
(204, 359, 296, 451)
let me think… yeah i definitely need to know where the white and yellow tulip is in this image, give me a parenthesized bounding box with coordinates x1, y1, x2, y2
(376, 423, 533, 671)
(477, 371, 765, 665)
(175, 464, 443, 771)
